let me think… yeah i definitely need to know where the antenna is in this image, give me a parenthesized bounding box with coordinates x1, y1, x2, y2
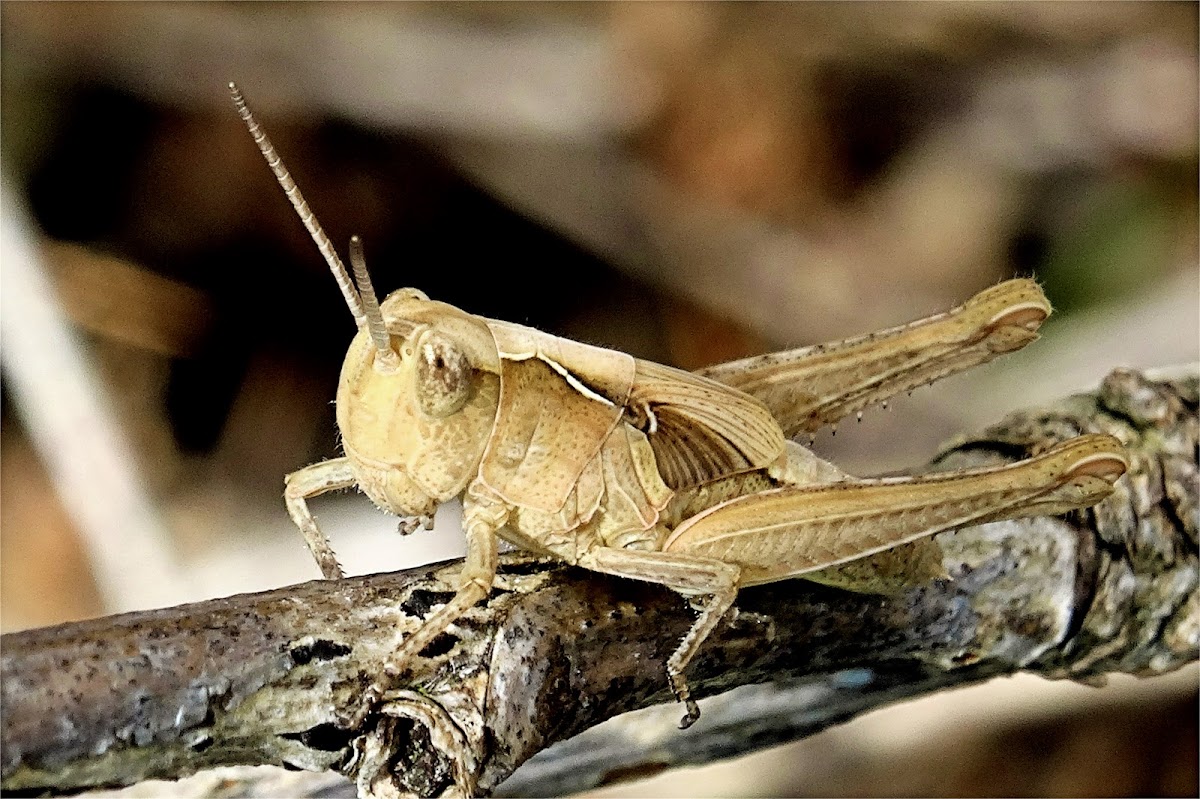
(349, 235, 399, 366)
(228, 82, 366, 326)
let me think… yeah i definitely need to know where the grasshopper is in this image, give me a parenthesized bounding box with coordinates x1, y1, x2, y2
(230, 84, 1128, 729)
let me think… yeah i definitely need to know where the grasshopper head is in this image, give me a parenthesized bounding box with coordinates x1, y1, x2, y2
(336, 289, 503, 517)
(229, 84, 502, 516)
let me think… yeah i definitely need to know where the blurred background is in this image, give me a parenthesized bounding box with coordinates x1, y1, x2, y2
(1, 2, 1196, 796)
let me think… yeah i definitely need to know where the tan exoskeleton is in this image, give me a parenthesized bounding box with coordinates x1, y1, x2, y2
(230, 84, 1128, 729)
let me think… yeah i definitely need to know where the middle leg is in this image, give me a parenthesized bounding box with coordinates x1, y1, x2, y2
(579, 546, 741, 728)
(341, 487, 506, 729)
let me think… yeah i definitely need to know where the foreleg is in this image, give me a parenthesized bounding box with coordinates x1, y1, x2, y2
(284, 458, 358, 580)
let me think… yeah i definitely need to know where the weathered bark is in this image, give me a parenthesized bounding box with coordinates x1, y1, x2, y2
(2, 366, 1196, 798)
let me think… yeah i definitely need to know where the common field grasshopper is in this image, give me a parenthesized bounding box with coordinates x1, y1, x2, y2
(230, 84, 1128, 730)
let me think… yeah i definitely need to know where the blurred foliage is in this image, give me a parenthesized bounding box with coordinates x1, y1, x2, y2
(1041, 170, 1196, 315)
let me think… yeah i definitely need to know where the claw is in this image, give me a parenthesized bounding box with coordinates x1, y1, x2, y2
(337, 685, 383, 731)
(669, 670, 702, 729)
(678, 698, 701, 729)
(396, 514, 434, 536)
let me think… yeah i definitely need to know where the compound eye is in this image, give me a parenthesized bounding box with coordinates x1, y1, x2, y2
(414, 330, 472, 417)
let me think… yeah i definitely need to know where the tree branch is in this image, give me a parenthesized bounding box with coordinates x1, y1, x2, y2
(2, 366, 1196, 798)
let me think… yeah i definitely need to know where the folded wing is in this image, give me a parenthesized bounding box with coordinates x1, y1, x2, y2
(631, 360, 786, 490)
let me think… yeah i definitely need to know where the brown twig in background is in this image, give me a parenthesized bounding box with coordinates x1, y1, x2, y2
(2, 366, 1196, 798)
